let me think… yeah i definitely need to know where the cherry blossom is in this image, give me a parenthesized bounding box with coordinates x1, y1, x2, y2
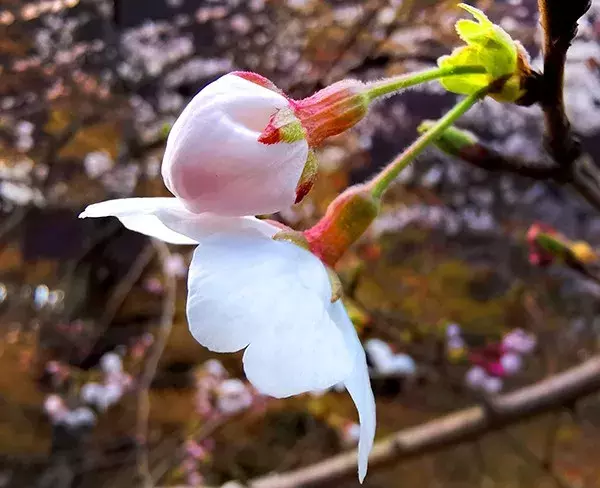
(79, 198, 376, 481)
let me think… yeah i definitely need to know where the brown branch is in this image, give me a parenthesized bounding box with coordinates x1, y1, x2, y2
(173, 356, 600, 488)
(136, 239, 177, 488)
(98, 244, 155, 330)
(536, 0, 590, 165)
(453, 141, 600, 213)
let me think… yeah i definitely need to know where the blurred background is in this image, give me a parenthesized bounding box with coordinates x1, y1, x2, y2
(1, 0, 600, 486)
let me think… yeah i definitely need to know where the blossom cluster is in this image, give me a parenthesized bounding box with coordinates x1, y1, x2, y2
(183, 359, 260, 486)
(43, 351, 133, 427)
(460, 328, 537, 394)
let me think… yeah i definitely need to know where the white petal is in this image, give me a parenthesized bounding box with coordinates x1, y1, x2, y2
(330, 301, 376, 483)
(80, 197, 275, 245)
(186, 230, 352, 394)
(162, 74, 309, 216)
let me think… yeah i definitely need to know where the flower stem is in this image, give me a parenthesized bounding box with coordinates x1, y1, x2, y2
(368, 86, 490, 199)
(365, 65, 487, 101)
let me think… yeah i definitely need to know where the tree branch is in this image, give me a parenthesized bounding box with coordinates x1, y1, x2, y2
(536, 0, 590, 165)
(189, 356, 600, 488)
(454, 141, 600, 213)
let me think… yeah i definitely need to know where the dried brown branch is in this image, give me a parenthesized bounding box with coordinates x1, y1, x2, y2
(164, 355, 600, 488)
(136, 239, 178, 488)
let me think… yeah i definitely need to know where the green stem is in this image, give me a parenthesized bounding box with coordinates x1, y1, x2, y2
(368, 85, 490, 199)
(365, 65, 487, 101)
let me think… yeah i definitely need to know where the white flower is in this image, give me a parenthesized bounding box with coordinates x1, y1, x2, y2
(161, 73, 309, 216)
(365, 338, 416, 376)
(502, 329, 536, 354)
(445, 323, 462, 338)
(500, 352, 522, 375)
(465, 365, 486, 388)
(216, 378, 253, 414)
(80, 382, 104, 405)
(79, 197, 375, 482)
(100, 352, 123, 374)
(44, 394, 67, 423)
(84, 151, 113, 178)
(481, 375, 503, 394)
(203, 359, 228, 379)
(64, 407, 97, 428)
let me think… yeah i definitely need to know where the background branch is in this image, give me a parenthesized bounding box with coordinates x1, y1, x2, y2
(136, 240, 177, 488)
(193, 356, 600, 488)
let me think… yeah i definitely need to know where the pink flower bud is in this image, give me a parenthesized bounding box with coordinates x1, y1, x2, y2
(486, 361, 505, 377)
(161, 73, 309, 216)
(527, 223, 556, 267)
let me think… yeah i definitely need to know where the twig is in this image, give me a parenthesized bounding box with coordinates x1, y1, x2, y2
(181, 356, 600, 488)
(0, 207, 28, 246)
(543, 413, 561, 469)
(502, 430, 573, 488)
(98, 244, 155, 330)
(136, 239, 177, 488)
(454, 141, 600, 213)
